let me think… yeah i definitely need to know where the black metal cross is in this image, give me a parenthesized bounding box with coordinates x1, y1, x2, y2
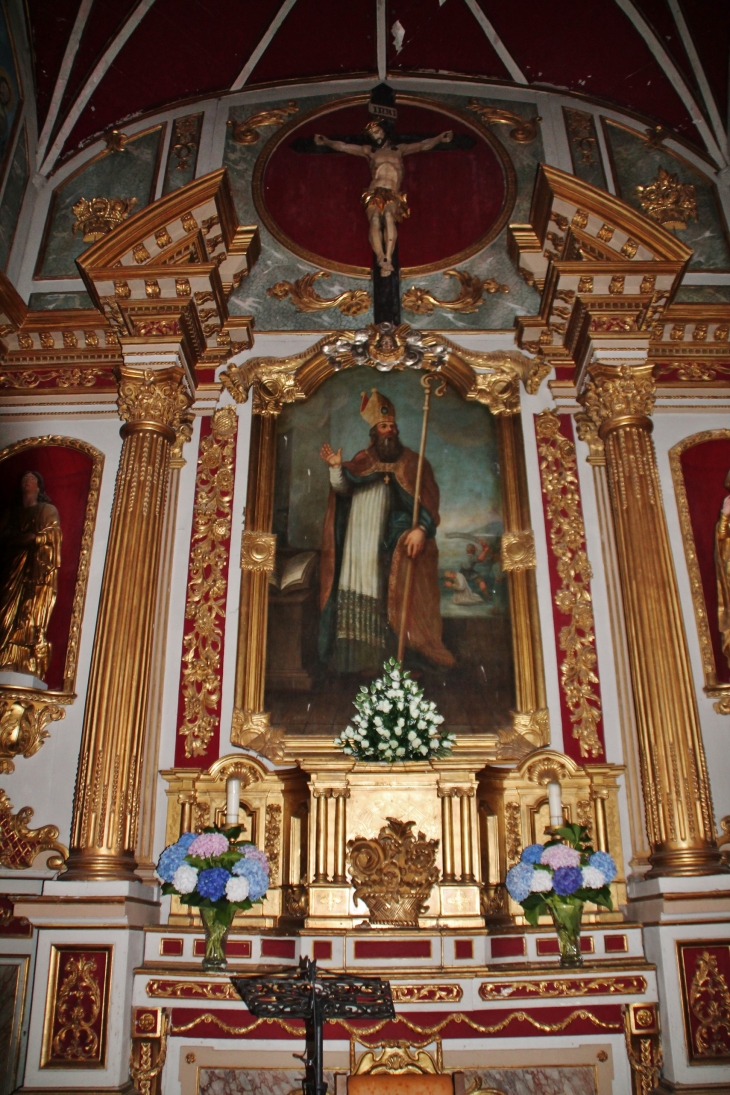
(232, 957, 395, 1095)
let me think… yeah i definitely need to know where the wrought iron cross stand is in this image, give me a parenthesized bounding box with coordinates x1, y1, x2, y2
(232, 958, 395, 1095)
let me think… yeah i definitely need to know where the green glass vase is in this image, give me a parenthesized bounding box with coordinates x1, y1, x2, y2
(200, 907, 230, 972)
(547, 898, 584, 967)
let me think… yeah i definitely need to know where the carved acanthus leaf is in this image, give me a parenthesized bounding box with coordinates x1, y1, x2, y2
(580, 364, 656, 432)
(267, 271, 371, 316)
(116, 365, 193, 432)
(402, 269, 509, 315)
(0, 788, 68, 870)
(0, 692, 65, 773)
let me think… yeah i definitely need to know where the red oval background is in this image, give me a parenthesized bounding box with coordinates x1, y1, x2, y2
(259, 102, 510, 273)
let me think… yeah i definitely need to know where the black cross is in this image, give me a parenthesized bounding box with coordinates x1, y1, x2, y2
(233, 958, 395, 1095)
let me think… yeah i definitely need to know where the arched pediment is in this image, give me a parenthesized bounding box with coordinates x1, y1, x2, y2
(509, 165, 693, 379)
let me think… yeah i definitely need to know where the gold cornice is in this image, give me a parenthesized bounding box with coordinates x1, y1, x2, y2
(533, 165, 692, 263)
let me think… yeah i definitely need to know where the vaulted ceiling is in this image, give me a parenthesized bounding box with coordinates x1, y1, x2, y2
(26, 0, 730, 175)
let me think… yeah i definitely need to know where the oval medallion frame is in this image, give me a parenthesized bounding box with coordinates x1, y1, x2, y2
(252, 93, 517, 279)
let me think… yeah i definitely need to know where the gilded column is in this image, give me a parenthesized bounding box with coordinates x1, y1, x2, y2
(580, 361, 723, 876)
(313, 789, 330, 883)
(64, 364, 192, 881)
(439, 788, 456, 882)
(458, 788, 475, 882)
(332, 788, 349, 884)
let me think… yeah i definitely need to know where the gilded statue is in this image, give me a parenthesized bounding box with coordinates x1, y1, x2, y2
(314, 120, 452, 277)
(716, 473, 730, 669)
(0, 471, 61, 680)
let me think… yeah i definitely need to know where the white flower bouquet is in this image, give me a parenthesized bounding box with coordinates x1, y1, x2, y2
(335, 657, 455, 763)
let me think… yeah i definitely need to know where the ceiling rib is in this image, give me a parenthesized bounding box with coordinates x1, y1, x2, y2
(667, 0, 728, 158)
(461, 0, 527, 85)
(36, 0, 95, 169)
(39, 0, 158, 177)
(616, 0, 726, 167)
(376, 0, 386, 81)
(230, 0, 300, 91)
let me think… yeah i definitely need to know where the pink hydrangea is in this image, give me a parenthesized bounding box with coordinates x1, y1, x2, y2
(188, 832, 230, 859)
(243, 845, 270, 872)
(540, 843, 581, 869)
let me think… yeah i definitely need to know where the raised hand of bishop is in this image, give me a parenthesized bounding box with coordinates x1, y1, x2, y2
(320, 443, 342, 467)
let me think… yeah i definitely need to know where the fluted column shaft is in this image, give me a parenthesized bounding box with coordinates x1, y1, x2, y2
(581, 362, 723, 877)
(332, 789, 349, 883)
(65, 364, 192, 881)
(439, 789, 456, 882)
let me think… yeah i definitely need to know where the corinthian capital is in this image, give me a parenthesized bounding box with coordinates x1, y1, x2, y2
(115, 364, 193, 437)
(579, 363, 656, 435)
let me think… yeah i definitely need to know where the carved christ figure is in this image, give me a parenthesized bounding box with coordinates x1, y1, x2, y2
(0, 470, 61, 680)
(314, 121, 452, 276)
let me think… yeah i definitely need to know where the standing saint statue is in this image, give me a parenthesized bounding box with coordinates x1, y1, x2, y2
(314, 120, 452, 277)
(318, 389, 454, 674)
(0, 470, 62, 680)
(716, 470, 730, 668)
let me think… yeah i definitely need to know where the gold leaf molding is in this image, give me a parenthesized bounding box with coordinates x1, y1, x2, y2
(535, 410, 603, 758)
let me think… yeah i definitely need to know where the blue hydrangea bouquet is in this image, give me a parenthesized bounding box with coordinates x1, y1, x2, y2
(506, 823, 617, 967)
(156, 825, 270, 970)
(335, 658, 455, 763)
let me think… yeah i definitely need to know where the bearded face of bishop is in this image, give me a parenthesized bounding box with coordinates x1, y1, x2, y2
(370, 420, 403, 463)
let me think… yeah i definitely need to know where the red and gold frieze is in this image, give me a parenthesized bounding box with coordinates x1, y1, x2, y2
(168, 1005, 624, 1040)
(678, 940, 730, 1063)
(41, 945, 112, 1068)
(480, 975, 646, 1000)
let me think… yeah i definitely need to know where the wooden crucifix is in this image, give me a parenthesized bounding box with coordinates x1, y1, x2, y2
(292, 86, 467, 324)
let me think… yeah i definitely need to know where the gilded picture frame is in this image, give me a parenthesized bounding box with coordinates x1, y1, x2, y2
(221, 330, 548, 765)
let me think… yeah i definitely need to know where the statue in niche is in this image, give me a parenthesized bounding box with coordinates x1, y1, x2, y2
(0, 471, 62, 680)
(318, 388, 454, 674)
(314, 120, 452, 277)
(716, 471, 730, 668)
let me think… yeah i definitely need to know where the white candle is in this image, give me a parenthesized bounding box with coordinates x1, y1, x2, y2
(226, 777, 240, 826)
(547, 780, 563, 828)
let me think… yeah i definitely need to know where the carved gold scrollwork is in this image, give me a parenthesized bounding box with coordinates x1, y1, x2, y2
(229, 101, 298, 144)
(177, 407, 237, 759)
(467, 100, 541, 143)
(688, 950, 730, 1057)
(500, 530, 536, 571)
(267, 271, 371, 316)
(0, 692, 66, 773)
(130, 1007, 168, 1095)
(230, 709, 285, 762)
(0, 788, 67, 869)
(636, 167, 698, 231)
(535, 410, 604, 758)
(265, 803, 282, 884)
(240, 531, 276, 572)
(623, 1003, 662, 1095)
(402, 270, 509, 315)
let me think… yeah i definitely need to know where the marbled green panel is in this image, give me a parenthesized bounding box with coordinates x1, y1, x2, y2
(0, 124, 27, 270)
(675, 284, 730, 303)
(162, 113, 203, 195)
(223, 92, 541, 332)
(28, 290, 94, 310)
(37, 127, 163, 279)
(605, 121, 730, 271)
(563, 107, 607, 191)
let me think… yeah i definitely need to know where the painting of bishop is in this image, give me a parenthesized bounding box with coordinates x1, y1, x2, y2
(266, 365, 514, 737)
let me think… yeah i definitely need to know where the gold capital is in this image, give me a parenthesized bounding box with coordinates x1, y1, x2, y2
(116, 364, 191, 442)
(580, 363, 656, 438)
